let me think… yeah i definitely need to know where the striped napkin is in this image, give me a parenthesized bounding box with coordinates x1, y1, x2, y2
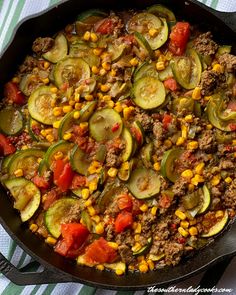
(0, 0, 236, 294)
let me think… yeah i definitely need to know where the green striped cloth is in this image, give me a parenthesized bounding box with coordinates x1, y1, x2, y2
(0, 0, 235, 294)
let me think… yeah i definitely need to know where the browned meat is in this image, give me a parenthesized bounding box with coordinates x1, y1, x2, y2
(19, 56, 38, 73)
(200, 70, 225, 96)
(198, 130, 216, 153)
(115, 230, 134, 246)
(105, 224, 115, 241)
(134, 109, 153, 131)
(61, 202, 81, 223)
(118, 245, 134, 264)
(222, 180, 236, 209)
(32, 37, 54, 54)
(163, 240, 184, 266)
(172, 177, 188, 197)
(218, 53, 236, 73)
(219, 159, 234, 170)
(193, 32, 218, 56)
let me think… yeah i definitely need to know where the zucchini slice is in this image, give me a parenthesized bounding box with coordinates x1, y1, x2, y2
(98, 181, 123, 212)
(45, 198, 79, 238)
(54, 57, 90, 88)
(70, 145, 90, 176)
(4, 177, 40, 222)
(198, 185, 211, 214)
(132, 76, 166, 110)
(28, 86, 58, 125)
(127, 167, 161, 199)
(69, 44, 101, 67)
(79, 101, 97, 122)
(19, 74, 43, 96)
(161, 148, 184, 182)
(108, 43, 126, 62)
(201, 210, 229, 238)
(158, 65, 173, 81)
(133, 62, 158, 82)
(133, 237, 152, 256)
(0, 107, 24, 136)
(28, 117, 42, 142)
(134, 32, 154, 58)
(131, 121, 145, 146)
(147, 4, 176, 23)
(171, 48, 202, 90)
(43, 33, 68, 63)
(8, 149, 45, 178)
(121, 128, 134, 162)
(141, 142, 153, 168)
(77, 9, 107, 22)
(89, 108, 123, 142)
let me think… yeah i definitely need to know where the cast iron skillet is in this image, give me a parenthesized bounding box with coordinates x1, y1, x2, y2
(0, 0, 236, 290)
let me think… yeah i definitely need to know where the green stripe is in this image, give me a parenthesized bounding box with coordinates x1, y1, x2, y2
(210, 0, 219, 9)
(50, 0, 61, 5)
(30, 284, 42, 295)
(41, 284, 57, 295)
(3, 0, 25, 49)
(7, 240, 17, 260)
(78, 285, 97, 295)
(0, 0, 14, 36)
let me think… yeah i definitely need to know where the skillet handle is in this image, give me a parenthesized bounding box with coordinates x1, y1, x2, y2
(0, 252, 72, 285)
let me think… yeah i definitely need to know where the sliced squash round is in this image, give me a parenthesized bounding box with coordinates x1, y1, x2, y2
(42, 33, 68, 63)
(201, 210, 229, 238)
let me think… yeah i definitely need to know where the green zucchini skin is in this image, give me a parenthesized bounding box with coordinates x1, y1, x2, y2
(0, 107, 24, 136)
(43, 33, 68, 63)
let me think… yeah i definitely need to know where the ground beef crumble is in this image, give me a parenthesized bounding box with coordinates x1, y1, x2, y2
(32, 37, 55, 54)
(193, 32, 218, 56)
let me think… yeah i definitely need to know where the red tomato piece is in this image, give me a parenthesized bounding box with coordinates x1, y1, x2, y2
(117, 194, 133, 211)
(229, 123, 236, 131)
(159, 194, 172, 209)
(54, 239, 69, 256)
(85, 237, 117, 264)
(163, 78, 178, 91)
(114, 211, 133, 233)
(4, 82, 25, 104)
(53, 160, 74, 192)
(0, 133, 16, 156)
(70, 174, 87, 190)
(32, 175, 50, 190)
(169, 22, 190, 56)
(227, 101, 236, 111)
(111, 122, 120, 133)
(43, 189, 59, 210)
(61, 223, 89, 249)
(162, 114, 172, 130)
(95, 18, 114, 35)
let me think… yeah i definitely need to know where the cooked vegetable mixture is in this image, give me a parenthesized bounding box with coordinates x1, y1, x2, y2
(1, 5, 236, 275)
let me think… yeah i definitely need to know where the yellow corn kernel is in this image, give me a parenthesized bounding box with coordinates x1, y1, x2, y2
(107, 167, 118, 178)
(189, 226, 198, 236)
(93, 47, 103, 56)
(156, 61, 165, 71)
(195, 162, 205, 175)
(155, 49, 161, 57)
(188, 183, 195, 192)
(45, 236, 57, 245)
(153, 162, 161, 171)
(99, 68, 107, 76)
(139, 262, 149, 273)
(37, 158, 42, 164)
(90, 32, 98, 42)
(132, 243, 142, 252)
(41, 77, 49, 84)
(130, 57, 139, 66)
(91, 65, 99, 74)
(184, 114, 193, 123)
(115, 269, 125, 276)
(53, 107, 62, 116)
(96, 264, 105, 271)
(45, 128, 52, 135)
(29, 224, 38, 232)
(72, 111, 80, 120)
(110, 68, 117, 77)
(95, 222, 104, 234)
(180, 221, 189, 229)
(121, 161, 129, 170)
(80, 122, 88, 130)
(134, 223, 142, 234)
(158, 54, 166, 63)
(91, 215, 100, 223)
(21, 145, 28, 150)
(107, 242, 119, 250)
(63, 133, 72, 141)
(176, 137, 185, 146)
(215, 210, 224, 218)
(83, 31, 91, 41)
(75, 102, 82, 110)
(12, 76, 20, 83)
(81, 188, 90, 200)
(87, 205, 96, 216)
(84, 198, 92, 207)
(151, 206, 158, 216)
(114, 104, 123, 113)
(103, 95, 112, 101)
(46, 134, 54, 142)
(175, 209, 186, 220)
(63, 105, 73, 113)
(206, 124, 213, 130)
(189, 219, 197, 226)
(165, 51, 173, 60)
(181, 124, 188, 139)
(89, 180, 98, 193)
(134, 234, 140, 241)
(204, 95, 211, 101)
(44, 61, 50, 69)
(187, 141, 199, 150)
(40, 129, 46, 137)
(100, 84, 110, 92)
(137, 256, 144, 263)
(212, 63, 223, 73)
(74, 93, 80, 102)
(181, 169, 194, 179)
(84, 94, 93, 101)
(69, 100, 75, 106)
(191, 174, 204, 186)
(54, 151, 64, 160)
(211, 174, 221, 186)
(53, 120, 61, 129)
(140, 203, 148, 212)
(123, 107, 134, 120)
(50, 87, 58, 93)
(147, 259, 155, 271)
(164, 139, 172, 148)
(178, 227, 189, 237)
(149, 28, 158, 37)
(225, 176, 232, 184)
(192, 87, 201, 100)
(102, 62, 111, 71)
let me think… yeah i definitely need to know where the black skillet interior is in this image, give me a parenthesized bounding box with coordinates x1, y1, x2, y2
(0, 0, 236, 290)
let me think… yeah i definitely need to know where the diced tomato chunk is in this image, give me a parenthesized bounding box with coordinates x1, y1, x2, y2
(53, 160, 74, 192)
(117, 194, 133, 211)
(0, 133, 16, 156)
(85, 237, 117, 264)
(4, 82, 25, 104)
(32, 175, 50, 190)
(229, 123, 236, 131)
(43, 189, 59, 210)
(95, 18, 115, 35)
(164, 78, 178, 91)
(111, 122, 120, 132)
(162, 114, 172, 130)
(114, 211, 133, 233)
(227, 101, 236, 111)
(70, 174, 87, 190)
(159, 194, 172, 209)
(169, 22, 190, 55)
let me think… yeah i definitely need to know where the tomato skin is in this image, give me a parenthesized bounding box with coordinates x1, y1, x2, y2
(114, 211, 133, 233)
(70, 174, 86, 190)
(164, 78, 178, 91)
(53, 160, 74, 192)
(169, 22, 190, 55)
(117, 194, 133, 211)
(111, 122, 120, 133)
(95, 18, 114, 34)
(229, 123, 236, 131)
(85, 237, 117, 264)
(162, 114, 172, 130)
(4, 82, 25, 105)
(159, 194, 172, 209)
(0, 133, 16, 155)
(227, 101, 236, 111)
(43, 189, 59, 210)
(32, 175, 50, 190)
